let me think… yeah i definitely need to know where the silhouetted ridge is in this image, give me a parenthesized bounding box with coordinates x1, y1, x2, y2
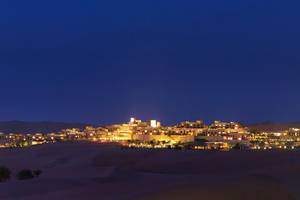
(0, 121, 90, 134)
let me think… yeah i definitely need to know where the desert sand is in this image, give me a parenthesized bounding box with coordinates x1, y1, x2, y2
(1, 142, 300, 200)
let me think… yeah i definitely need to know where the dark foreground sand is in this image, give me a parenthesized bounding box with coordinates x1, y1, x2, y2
(1, 142, 300, 200)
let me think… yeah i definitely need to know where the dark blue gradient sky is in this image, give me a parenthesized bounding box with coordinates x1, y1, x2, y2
(1, 0, 300, 125)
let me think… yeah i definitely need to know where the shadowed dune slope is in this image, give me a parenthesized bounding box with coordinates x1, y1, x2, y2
(138, 176, 295, 200)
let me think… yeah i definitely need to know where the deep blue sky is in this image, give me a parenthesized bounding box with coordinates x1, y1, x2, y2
(1, 0, 300, 125)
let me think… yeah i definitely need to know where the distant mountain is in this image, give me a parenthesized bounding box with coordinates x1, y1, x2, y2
(0, 121, 91, 134)
(248, 122, 300, 132)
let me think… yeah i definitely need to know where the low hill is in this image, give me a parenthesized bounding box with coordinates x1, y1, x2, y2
(0, 121, 91, 134)
(248, 122, 300, 132)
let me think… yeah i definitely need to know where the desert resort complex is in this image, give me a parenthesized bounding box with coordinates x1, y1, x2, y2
(1, 118, 300, 150)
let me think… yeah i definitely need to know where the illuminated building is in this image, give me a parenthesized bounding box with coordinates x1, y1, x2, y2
(150, 120, 160, 128)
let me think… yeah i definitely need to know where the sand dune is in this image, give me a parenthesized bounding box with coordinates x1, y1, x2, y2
(1, 142, 300, 200)
(138, 176, 295, 200)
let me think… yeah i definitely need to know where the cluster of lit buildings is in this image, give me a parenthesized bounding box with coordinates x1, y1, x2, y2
(1, 118, 300, 150)
(0, 128, 84, 148)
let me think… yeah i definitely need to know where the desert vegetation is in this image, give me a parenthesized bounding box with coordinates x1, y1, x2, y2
(0, 166, 11, 182)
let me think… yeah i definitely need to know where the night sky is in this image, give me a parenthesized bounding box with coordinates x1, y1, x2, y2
(1, 0, 300, 125)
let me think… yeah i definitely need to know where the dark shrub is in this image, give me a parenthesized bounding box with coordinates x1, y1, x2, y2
(16, 169, 34, 180)
(0, 166, 11, 182)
